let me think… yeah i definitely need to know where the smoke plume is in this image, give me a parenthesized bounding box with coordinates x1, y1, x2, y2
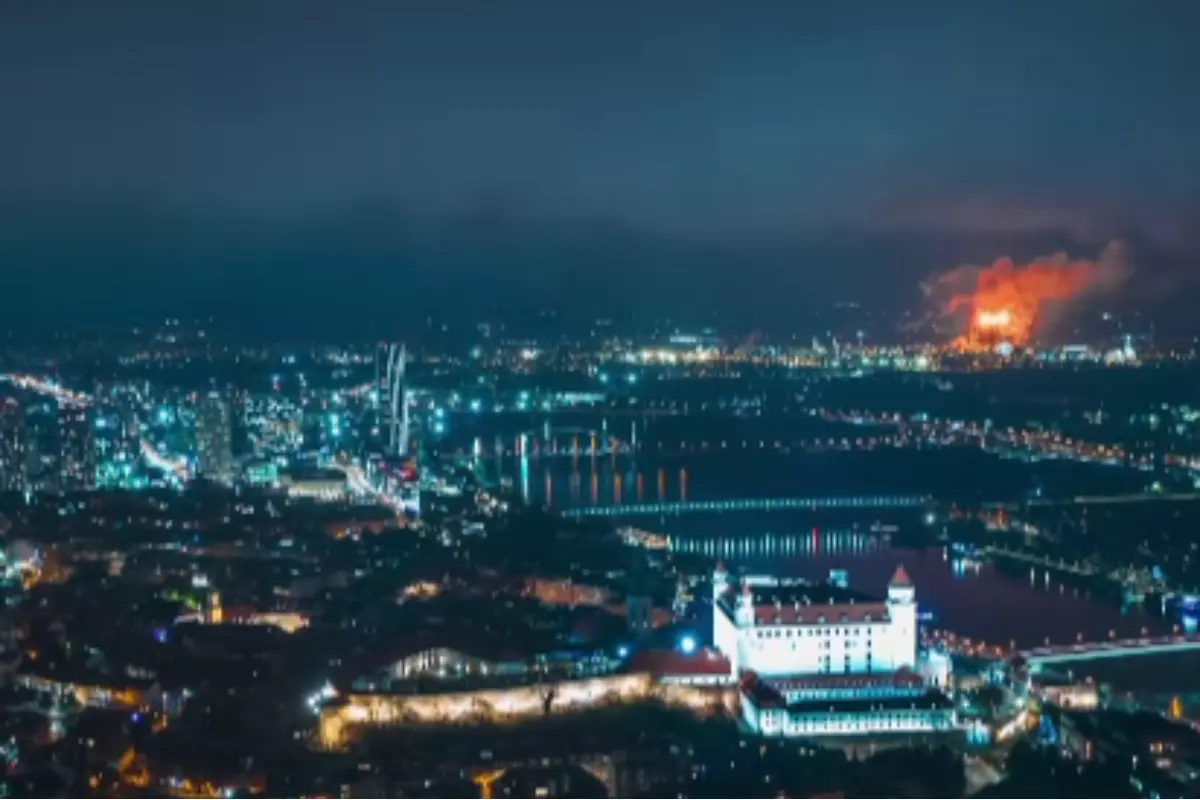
(921, 240, 1131, 349)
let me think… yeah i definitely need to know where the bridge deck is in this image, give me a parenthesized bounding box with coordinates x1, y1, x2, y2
(560, 495, 930, 518)
(1022, 636, 1200, 665)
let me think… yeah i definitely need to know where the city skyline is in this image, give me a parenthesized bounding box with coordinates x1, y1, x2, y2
(5, 5, 1200, 796)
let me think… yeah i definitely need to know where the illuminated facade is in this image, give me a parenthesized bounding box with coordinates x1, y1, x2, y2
(174, 606, 309, 634)
(712, 564, 959, 738)
(0, 398, 26, 492)
(57, 403, 95, 491)
(740, 671, 958, 738)
(712, 564, 917, 678)
(92, 395, 144, 490)
(12, 670, 171, 713)
(316, 672, 730, 750)
(524, 577, 612, 608)
(195, 391, 234, 480)
(353, 647, 530, 689)
(280, 472, 347, 501)
(242, 459, 278, 487)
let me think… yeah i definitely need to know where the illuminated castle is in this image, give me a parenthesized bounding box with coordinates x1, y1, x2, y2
(711, 563, 958, 738)
(713, 563, 916, 677)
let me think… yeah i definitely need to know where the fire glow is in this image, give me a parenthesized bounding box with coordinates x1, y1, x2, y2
(974, 309, 1013, 329)
(923, 242, 1130, 351)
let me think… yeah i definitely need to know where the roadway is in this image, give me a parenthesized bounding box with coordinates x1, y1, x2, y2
(817, 407, 1191, 483)
(324, 457, 412, 518)
(965, 755, 1004, 795)
(925, 627, 1200, 668)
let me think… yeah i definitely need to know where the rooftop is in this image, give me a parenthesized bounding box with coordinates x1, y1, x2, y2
(744, 678, 954, 714)
(717, 580, 888, 626)
(627, 648, 732, 677)
(890, 565, 914, 588)
(761, 668, 925, 694)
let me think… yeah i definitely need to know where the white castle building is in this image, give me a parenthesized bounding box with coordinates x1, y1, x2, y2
(710, 563, 958, 739)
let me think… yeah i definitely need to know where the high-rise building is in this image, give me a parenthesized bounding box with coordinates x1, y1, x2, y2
(375, 343, 408, 456)
(22, 403, 55, 493)
(57, 403, 95, 492)
(0, 398, 27, 493)
(196, 392, 234, 480)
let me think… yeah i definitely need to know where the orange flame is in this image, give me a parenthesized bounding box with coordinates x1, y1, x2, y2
(974, 309, 1013, 330)
(923, 242, 1129, 351)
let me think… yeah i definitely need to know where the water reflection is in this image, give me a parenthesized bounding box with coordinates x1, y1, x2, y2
(670, 529, 883, 559)
(464, 414, 1147, 508)
(480, 450, 690, 509)
(714, 544, 1171, 649)
(469, 430, 1174, 652)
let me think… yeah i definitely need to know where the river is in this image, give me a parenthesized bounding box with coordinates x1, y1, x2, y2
(448, 412, 1179, 668)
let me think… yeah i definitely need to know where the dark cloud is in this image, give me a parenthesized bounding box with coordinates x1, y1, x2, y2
(1, 197, 1145, 337)
(0, 0, 1198, 328)
(867, 197, 1198, 253)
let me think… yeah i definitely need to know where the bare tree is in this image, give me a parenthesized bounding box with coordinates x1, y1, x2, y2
(469, 697, 495, 724)
(538, 681, 558, 716)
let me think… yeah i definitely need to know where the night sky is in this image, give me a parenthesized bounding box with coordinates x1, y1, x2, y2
(2, 1, 1197, 334)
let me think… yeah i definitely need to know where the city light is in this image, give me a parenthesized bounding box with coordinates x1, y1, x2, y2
(9, 23, 1198, 791)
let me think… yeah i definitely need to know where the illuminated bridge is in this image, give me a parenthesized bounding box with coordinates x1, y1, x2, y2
(559, 494, 930, 518)
(1021, 635, 1200, 668)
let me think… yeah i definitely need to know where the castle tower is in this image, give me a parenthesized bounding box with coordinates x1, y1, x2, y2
(886, 565, 917, 670)
(713, 560, 729, 604)
(207, 590, 224, 625)
(736, 582, 756, 628)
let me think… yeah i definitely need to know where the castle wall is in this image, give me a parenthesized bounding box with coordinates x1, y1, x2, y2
(317, 673, 733, 750)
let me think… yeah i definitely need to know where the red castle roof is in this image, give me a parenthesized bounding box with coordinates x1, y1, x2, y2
(629, 649, 732, 677)
(753, 602, 889, 626)
(890, 565, 913, 588)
